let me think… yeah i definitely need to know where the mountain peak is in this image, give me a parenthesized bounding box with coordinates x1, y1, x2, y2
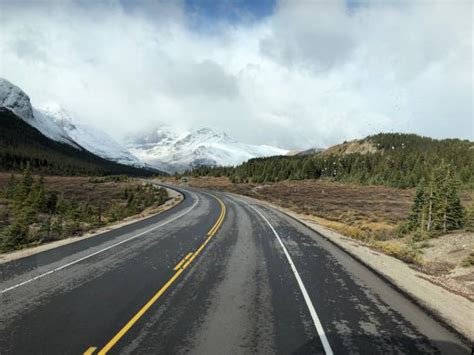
(127, 126, 288, 173)
(38, 102, 76, 130)
(196, 127, 214, 134)
(0, 78, 35, 122)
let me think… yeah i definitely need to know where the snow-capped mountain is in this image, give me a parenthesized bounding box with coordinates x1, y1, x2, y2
(126, 127, 288, 173)
(38, 103, 143, 167)
(0, 78, 143, 168)
(0, 78, 79, 148)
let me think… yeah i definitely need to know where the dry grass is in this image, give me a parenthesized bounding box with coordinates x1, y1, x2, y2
(169, 176, 413, 231)
(0, 173, 139, 211)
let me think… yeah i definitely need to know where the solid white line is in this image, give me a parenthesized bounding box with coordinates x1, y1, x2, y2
(248, 204, 334, 355)
(1, 193, 200, 295)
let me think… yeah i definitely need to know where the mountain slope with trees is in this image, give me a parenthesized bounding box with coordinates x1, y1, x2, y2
(188, 133, 474, 189)
(0, 108, 160, 176)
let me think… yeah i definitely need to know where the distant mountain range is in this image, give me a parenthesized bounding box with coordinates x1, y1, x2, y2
(0, 78, 144, 168)
(0, 78, 156, 176)
(126, 127, 288, 173)
(0, 78, 289, 174)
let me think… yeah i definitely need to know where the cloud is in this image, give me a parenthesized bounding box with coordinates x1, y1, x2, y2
(160, 59, 239, 99)
(0, 0, 471, 150)
(260, 1, 355, 71)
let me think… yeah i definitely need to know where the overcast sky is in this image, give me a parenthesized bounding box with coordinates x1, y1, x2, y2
(0, 0, 472, 149)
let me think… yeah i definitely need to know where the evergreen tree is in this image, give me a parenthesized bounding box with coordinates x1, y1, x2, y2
(406, 163, 465, 235)
(3, 174, 17, 198)
(27, 175, 46, 213)
(407, 178, 426, 231)
(466, 203, 474, 232)
(443, 168, 465, 231)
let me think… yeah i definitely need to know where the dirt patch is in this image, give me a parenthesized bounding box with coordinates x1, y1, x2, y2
(418, 232, 474, 266)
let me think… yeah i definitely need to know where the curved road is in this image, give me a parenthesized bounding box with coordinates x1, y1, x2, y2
(0, 185, 469, 354)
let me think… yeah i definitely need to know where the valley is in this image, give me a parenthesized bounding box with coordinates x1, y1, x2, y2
(1, 2, 472, 353)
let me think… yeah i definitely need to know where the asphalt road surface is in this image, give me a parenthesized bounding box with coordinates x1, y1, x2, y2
(0, 185, 470, 354)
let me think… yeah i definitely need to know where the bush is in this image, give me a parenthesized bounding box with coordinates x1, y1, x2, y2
(1, 221, 29, 250)
(461, 252, 474, 267)
(372, 241, 422, 264)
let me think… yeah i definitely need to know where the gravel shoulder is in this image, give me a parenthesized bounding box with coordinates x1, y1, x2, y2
(0, 186, 183, 265)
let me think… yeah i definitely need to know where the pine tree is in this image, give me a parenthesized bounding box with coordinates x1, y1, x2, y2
(18, 165, 33, 200)
(407, 178, 426, 231)
(28, 176, 46, 213)
(406, 163, 465, 235)
(430, 164, 465, 232)
(466, 203, 474, 232)
(4, 174, 17, 198)
(443, 168, 465, 231)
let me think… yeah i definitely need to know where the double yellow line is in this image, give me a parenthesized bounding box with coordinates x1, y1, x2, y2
(88, 195, 226, 355)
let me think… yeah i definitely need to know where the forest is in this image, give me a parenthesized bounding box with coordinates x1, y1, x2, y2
(187, 133, 474, 189)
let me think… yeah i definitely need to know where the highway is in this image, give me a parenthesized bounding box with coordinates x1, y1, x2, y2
(0, 185, 469, 354)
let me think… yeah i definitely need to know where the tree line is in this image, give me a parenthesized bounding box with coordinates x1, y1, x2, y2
(186, 133, 473, 189)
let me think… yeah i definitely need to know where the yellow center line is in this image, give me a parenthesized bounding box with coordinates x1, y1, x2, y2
(207, 201, 225, 236)
(183, 200, 226, 270)
(93, 195, 226, 355)
(173, 252, 193, 271)
(83, 347, 97, 355)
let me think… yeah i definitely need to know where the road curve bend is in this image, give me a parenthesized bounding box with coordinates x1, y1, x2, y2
(0, 185, 469, 354)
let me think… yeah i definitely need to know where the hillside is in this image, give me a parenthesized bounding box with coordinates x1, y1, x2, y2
(0, 108, 158, 176)
(39, 103, 144, 167)
(188, 133, 474, 188)
(1, 78, 145, 168)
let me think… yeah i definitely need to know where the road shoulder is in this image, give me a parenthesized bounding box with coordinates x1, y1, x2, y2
(0, 186, 183, 265)
(231, 193, 474, 343)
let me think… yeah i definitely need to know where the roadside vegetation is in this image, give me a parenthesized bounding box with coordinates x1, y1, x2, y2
(0, 168, 168, 252)
(402, 163, 467, 238)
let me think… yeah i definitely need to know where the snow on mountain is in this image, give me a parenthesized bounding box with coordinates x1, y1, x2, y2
(126, 127, 288, 173)
(0, 78, 144, 167)
(0, 78, 35, 123)
(0, 78, 78, 147)
(38, 103, 143, 167)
